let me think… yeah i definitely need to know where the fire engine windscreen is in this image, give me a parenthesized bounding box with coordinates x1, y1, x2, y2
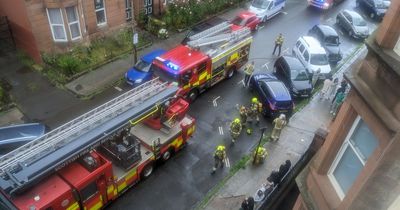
(151, 64, 179, 84)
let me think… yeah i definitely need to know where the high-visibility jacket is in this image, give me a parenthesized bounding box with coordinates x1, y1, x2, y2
(214, 146, 226, 159)
(275, 35, 284, 45)
(273, 118, 287, 130)
(230, 121, 242, 135)
(244, 64, 254, 75)
(251, 102, 262, 113)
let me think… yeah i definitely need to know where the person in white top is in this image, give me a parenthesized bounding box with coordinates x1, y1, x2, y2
(326, 78, 339, 100)
(320, 75, 332, 100)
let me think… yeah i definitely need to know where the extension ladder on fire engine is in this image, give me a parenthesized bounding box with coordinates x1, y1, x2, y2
(187, 27, 251, 49)
(0, 78, 177, 194)
(188, 21, 232, 41)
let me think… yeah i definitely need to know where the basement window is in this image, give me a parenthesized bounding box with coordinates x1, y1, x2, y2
(47, 8, 67, 42)
(328, 116, 378, 200)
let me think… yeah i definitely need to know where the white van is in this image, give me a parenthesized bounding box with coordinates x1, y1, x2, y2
(292, 36, 331, 78)
(249, 0, 286, 22)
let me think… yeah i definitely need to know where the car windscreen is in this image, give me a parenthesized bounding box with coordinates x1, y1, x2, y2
(232, 17, 246, 26)
(353, 17, 367, 26)
(134, 60, 151, 72)
(291, 70, 309, 81)
(325, 36, 339, 46)
(310, 54, 329, 65)
(151, 64, 179, 83)
(251, 0, 270, 9)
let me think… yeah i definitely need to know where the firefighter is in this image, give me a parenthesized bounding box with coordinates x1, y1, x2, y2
(239, 105, 248, 126)
(253, 146, 267, 165)
(249, 97, 262, 125)
(273, 33, 284, 56)
(211, 145, 226, 174)
(230, 118, 242, 143)
(244, 61, 255, 87)
(271, 114, 287, 141)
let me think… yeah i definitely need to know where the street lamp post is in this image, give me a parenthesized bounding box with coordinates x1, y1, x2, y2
(253, 127, 267, 165)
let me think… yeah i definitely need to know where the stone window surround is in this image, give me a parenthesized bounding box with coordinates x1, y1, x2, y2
(308, 90, 391, 209)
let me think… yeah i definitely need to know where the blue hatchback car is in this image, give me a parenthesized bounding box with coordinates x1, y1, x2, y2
(249, 73, 294, 118)
(125, 49, 167, 86)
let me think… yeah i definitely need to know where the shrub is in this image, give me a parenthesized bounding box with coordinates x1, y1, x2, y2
(56, 55, 80, 77)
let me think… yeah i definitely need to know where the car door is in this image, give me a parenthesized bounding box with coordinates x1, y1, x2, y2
(298, 44, 307, 67)
(343, 12, 352, 31)
(258, 81, 269, 103)
(282, 62, 292, 88)
(247, 17, 257, 29)
(302, 49, 310, 70)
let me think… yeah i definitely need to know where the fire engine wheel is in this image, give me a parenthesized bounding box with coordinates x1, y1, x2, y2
(226, 68, 235, 79)
(188, 89, 199, 102)
(162, 149, 173, 161)
(141, 164, 154, 179)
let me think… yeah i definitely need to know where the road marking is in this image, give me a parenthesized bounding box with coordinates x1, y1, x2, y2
(225, 157, 231, 168)
(218, 126, 224, 135)
(213, 96, 220, 107)
(339, 30, 344, 36)
(238, 79, 245, 86)
(114, 86, 122, 92)
(282, 12, 288, 15)
(301, 139, 304, 142)
(258, 25, 265, 30)
(262, 62, 270, 70)
(282, 47, 289, 55)
(326, 17, 333, 23)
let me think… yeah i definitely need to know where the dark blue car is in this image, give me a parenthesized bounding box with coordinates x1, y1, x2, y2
(250, 73, 294, 118)
(125, 49, 167, 86)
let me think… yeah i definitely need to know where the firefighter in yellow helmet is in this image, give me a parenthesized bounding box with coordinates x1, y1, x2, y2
(212, 145, 226, 174)
(271, 114, 287, 141)
(249, 97, 262, 125)
(253, 146, 267, 165)
(230, 118, 242, 143)
(239, 105, 248, 126)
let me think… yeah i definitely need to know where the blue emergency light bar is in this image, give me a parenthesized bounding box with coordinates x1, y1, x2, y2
(166, 61, 180, 71)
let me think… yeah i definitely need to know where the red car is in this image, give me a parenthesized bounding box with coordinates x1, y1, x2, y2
(231, 11, 261, 31)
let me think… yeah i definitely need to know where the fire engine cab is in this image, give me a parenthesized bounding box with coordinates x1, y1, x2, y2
(0, 79, 195, 210)
(307, 0, 342, 10)
(151, 21, 253, 101)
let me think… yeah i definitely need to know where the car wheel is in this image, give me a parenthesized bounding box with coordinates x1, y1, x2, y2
(370, 13, 375, 19)
(141, 164, 154, 179)
(188, 89, 199, 102)
(162, 149, 173, 161)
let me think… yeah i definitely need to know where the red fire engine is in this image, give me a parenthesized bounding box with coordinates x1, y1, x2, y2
(151, 21, 253, 101)
(0, 78, 195, 210)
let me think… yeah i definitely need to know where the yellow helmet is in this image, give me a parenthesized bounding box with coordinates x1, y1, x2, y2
(234, 118, 241, 123)
(252, 97, 258, 103)
(217, 145, 225, 151)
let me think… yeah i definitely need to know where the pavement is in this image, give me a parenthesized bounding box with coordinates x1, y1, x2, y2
(200, 45, 367, 210)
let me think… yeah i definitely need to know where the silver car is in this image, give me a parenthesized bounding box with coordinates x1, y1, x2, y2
(336, 10, 369, 39)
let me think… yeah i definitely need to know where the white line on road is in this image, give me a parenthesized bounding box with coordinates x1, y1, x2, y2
(258, 25, 265, 30)
(282, 47, 289, 55)
(218, 126, 224, 135)
(213, 96, 221, 107)
(262, 62, 270, 70)
(238, 79, 245, 86)
(339, 30, 344, 36)
(225, 157, 231, 168)
(282, 12, 288, 15)
(114, 86, 122, 92)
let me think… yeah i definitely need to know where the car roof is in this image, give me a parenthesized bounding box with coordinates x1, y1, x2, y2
(343, 10, 362, 19)
(315, 25, 338, 37)
(237, 11, 256, 19)
(280, 56, 306, 70)
(300, 36, 326, 54)
(142, 49, 167, 63)
(265, 81, 291, 101)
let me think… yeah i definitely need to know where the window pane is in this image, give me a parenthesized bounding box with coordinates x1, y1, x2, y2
(48, 8, 63, 24)
(70, 23, 80, 39)
(333, 146, 363, 195)
(53, 25, 66, 40)
(94, 0, 104, 10)
(96, 10, 106, 24)
(349, 120, 378, 162)
(66, 7, 78, 22)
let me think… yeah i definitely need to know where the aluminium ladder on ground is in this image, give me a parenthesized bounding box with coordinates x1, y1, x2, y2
(186, 27, 251, 49)
(0, 78, 177, 195)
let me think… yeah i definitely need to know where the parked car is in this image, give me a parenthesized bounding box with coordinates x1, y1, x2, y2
(231, 11, 261, 31)
(249, 0, 286, 22)
(292, 36, 331, 78)
(356, 0, 389, 20)
(249, 73, 294, 118)
(336, 10, 369, 39)
(125, 49, 167, 86)
(0, 123, 46, 156)
(181, 16, 226, 45)
(308, 24, 342, 64)
(273, 56, 312, 97)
